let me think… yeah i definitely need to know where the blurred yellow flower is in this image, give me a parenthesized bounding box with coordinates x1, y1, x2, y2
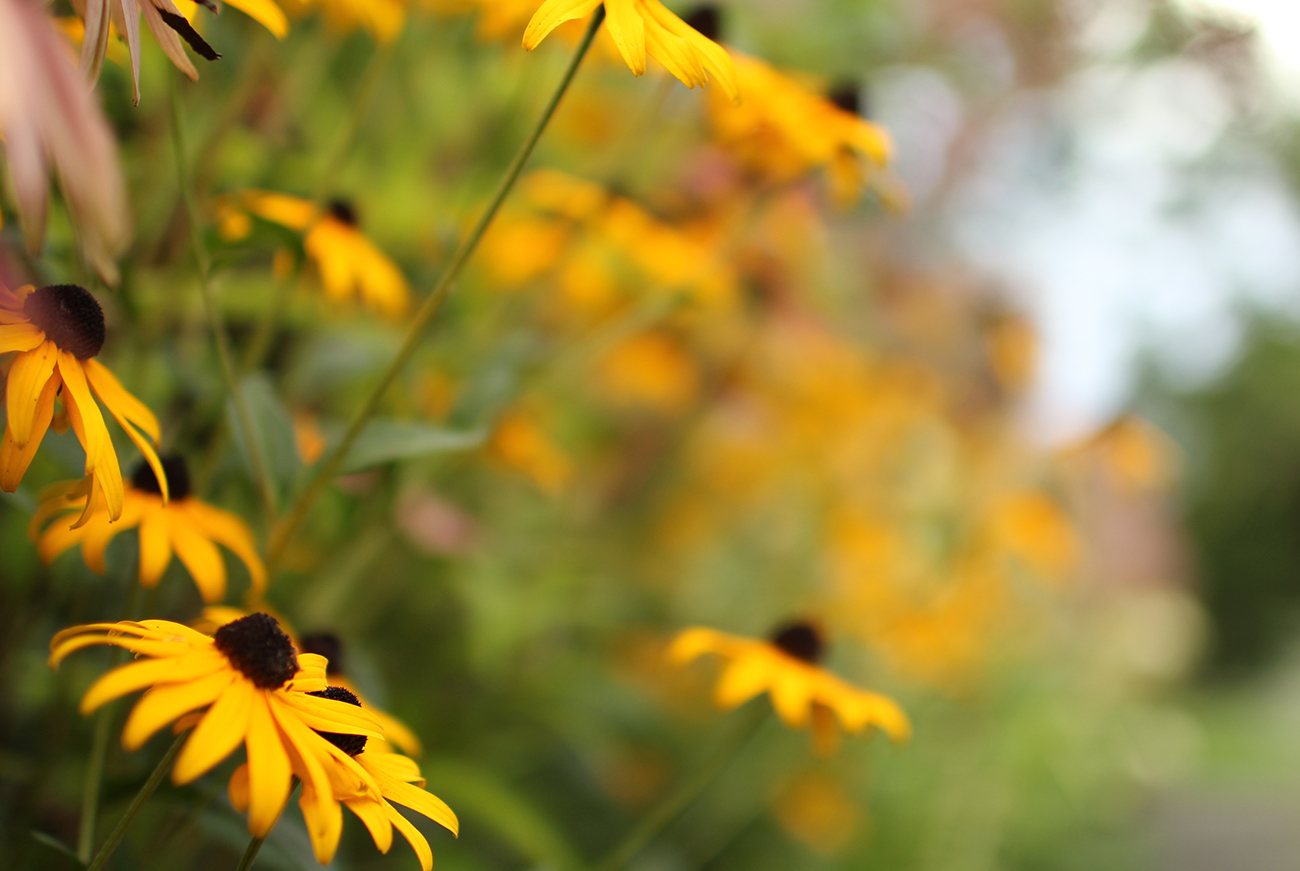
(709, 52, 897, 206)
(670, 623, 910, 748)
(0, 284, 165, 525)
(31, 456, 267, 604)
(222, 192, 411, 318)
(986, 490, 1078, 585)
(49, 615, 383, 841)
(293, 410, 329, 465)
(487, 407, 573, 494)
(597, 330, 698, 414)
(773, 772, 860, 854)
(524, 0, 739, 102)
(279, 0, 407, 42)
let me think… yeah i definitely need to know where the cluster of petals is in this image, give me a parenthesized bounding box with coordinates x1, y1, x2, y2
(524, 0, 740, 102)
(670, 626, 911, 742)
(51, 616, 457, 868)
(0, 283, 165, 525)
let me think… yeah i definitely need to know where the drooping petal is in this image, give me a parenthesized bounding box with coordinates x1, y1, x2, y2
(121, 669, 233, 750)
(244, 692, 294, 837)
(522, 0, 602, 51)
(169, 513, 228, 603)
(0, 322, 46, 355)
(229, 762, 251, 812)
(602, 0, 646, 76)
(367, 766, 459, 835)
(0, 372, 60, 492)
(137, 508, 174, 587)
(271, 700, 342, 860)
(173, 679, 253, 783)
(384, 801, 434, 871)
(179, 500, 266, 597)
(79, 651, 226, 714)
(344, 797, 394, 854)
(7, 341, 58, 448)
(713, 655, 773, 709)
(767, 663, 815, 728)
(83, 358, 161, 442)
(58, 352, 124, 521)
(139, 0, 198, 79)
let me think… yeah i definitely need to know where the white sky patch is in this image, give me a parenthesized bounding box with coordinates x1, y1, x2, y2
(1177, 0, 1300, 104)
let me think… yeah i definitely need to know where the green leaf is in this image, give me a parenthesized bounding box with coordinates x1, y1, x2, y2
(335, 421, 485, 474)
(227, 373, 300, 500)
(422, 758, 583, 871)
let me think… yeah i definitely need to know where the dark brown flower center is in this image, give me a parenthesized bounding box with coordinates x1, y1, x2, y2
(769, 621, 824, 664)
(131, 454, 191, 501)
(327, 199, 358, 227)
(308, 686, 367, 756)
(23, 285, 105, 360)
(213, 613, 299, 689)
(683, 6, 721, 42)
(828, 81, 862, 116)
(299, 633, 344, 677)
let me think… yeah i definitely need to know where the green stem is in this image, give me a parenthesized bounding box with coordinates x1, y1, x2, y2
(170, 72, 279, 520)
(76, 578, 144, 863)
(265, 6, 606, 571)
(234, 835, 265, 871)
(589, 704, 767, 871)
(86, 732, 187, 871)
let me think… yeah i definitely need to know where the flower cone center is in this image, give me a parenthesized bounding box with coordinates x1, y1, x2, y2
(213, 613, 299, 689)
(829, 82, 862, 116)
(23, 285, 105, 359)
(327, 199, 358, 227)
(308, 686, 367, 756)
(770, 621, 824, 664)
(683, 6, 721, 41)
(132, 454, 191, 500)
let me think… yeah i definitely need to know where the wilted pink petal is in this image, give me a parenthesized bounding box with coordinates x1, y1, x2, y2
(0, 0, 130, 282)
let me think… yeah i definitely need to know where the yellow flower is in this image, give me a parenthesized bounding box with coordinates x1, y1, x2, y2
(597, 330, 698, 414)
(222, 192, 411, 318)
(230, 686, 458, 868)
(31, 455, 266, 603)
(49, 614, 384, 840)
(708, 51, 897, 206)
(0, 284, 165, 525)
(523, 0, 739, 102)
(487, 407, 573, 495)
(279, 0, 407, 42)
(669, 622, 910, 748)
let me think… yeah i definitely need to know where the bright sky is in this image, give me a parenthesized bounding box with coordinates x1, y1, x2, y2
(1183, 0, 1300, 100)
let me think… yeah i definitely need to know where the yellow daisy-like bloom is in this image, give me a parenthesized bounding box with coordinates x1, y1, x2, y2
(31, 455, 266, 603)
(670, 622, 911, 748)
(523, 0, 739, 103)
(219, 192, 411, 319)
(49, 614, 384, 842)
(0, 283, 165, 525)
(708, 50, 897, 206)
(231, 685, 457, 868)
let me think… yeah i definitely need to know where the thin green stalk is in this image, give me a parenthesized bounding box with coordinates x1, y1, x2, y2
(589, 705, 767, 871)
(86, 732, 187, 871)
(77, 579, 144, 863)
(234, 835, 265, 871)
(265, 7, 606, 570)
(170, 73, 279, 519)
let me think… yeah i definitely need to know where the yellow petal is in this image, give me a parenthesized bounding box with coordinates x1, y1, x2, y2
(79, 651, 226, 714)
(83, 358, 161, 443)
(229, 763, 251, 812)
(173, 679, 254, 783)
(767, 665, 815, 728)
(0, 321, 45, 354)
(0, 371, 58, 492)
(222, 0, 289, 38)
(244, 692, 293, 837)
(121, 670, 233, 750)
(344, 796, 394, 854)
(714, 655, 773, 710)
(138, 509, 173, 588)
(58, 352, 124, 521)
(603, 0, 646, 75)
(169, 512, 228, 603)
(180, 501, 266, 598)
(385, 801, 434, 870)
(365, 761, 458, 835)
(6, 340, 57, 448)
(522, 0, 602, 51)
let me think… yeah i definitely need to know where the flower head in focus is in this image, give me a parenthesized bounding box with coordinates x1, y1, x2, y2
(49, 614, 384, 841)
(230, 684, 457, 868)
(670, 621, 910, 752)
(298, 633, 424, 756)
(0, 284, 165, 524)
(523, 0, 739, 103)
(0, 0, 130, 281)
(32, 455, 266, 603)
(76, 0, 288, 101)
(220, 192, 411, 318)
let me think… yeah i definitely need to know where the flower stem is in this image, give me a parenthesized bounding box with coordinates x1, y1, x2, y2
(234, 835, 265, 871)
(169, 72, 279, 520)
(264, 6, 606, 571)
(589, 704, 768, 871)
(85, 732, 187, 871)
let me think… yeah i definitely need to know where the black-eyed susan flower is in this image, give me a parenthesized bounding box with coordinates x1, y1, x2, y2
(31, 455, 266, 603)
(218, 192, 411, 318)
(0, 283, 165, 524)
(669, 621, 910, 751)
(299, 634, 424, 756)
(50, 614, 383, 841)
(705, 44, 900, 207)
(229, 685, 457, 868)
(523, 0, 739, 103)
